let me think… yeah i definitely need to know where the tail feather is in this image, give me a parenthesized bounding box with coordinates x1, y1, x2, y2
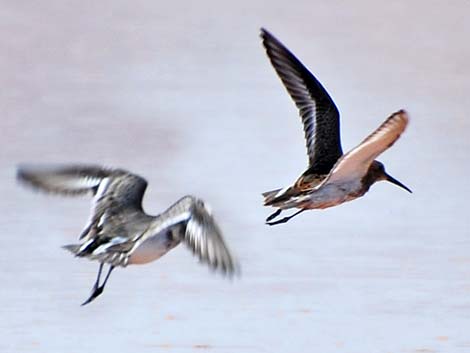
(62, 244, 81, 255)
(262, 188, 282, 205)
(63, 239, 130, 267)
(262, 189, 281, 198)
(264, 186, 299, 205)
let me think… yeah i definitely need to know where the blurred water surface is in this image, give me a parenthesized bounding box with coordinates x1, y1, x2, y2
(1, 1, 470, 352)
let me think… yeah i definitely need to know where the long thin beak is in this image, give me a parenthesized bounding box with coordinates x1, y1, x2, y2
(385, 173, 412, 193)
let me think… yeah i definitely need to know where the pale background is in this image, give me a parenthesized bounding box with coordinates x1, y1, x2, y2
(1, 1, 469, 352)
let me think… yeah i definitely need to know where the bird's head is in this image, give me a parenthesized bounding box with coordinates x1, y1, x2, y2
(370, 161, 412, 193)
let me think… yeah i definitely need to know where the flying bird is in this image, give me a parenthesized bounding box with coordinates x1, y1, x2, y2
(260, 28, 411, 225)
(18, 164, 238, 305)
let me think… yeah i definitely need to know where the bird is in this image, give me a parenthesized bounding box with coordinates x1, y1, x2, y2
(260, 28, 412, 226)
(17, 164, 238, 305)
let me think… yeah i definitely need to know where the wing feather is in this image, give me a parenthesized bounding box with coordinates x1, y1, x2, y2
(17, 164, 112, 196)
(17, 164, 148, 239)
(261, 28, 343, 174)
(148, 196, 238, 276)
(323, 110, 409, 185)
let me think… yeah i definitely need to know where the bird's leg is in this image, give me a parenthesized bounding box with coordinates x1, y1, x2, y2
(266, 209, 305, 226)
(92, 263, 104, 291)
(81, 264, 115, 306)
(266, 209, 282, 222)
(101, 265, 114, 289)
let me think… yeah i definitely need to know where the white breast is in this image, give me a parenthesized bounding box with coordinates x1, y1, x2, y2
(128, 231, 180, 265)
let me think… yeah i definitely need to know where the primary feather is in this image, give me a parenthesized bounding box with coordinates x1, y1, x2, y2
(322, 110, 409, 186)
(261, 28, 343, 174)
(19, 164, 237, 275)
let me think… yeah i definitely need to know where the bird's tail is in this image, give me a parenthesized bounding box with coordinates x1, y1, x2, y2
(63, 244, 82, 256)
(62, 236, 108, 257)
(262, 188, 282, 205)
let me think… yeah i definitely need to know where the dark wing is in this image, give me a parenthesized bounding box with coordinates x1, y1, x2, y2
(322, 110, 409, 185)
(261, 28, 343, 174)
(149, 196, 238, 276)
(17, 164, 148, 239)
(17, 164, 111, 196)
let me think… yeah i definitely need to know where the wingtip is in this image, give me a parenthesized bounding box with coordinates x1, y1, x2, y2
(16, 164, 51, 183)
(227, 268, 242, 281)
(203, 257, 240, 279)
(16, 163, 31, 179)
(221, 262, 242, 280)
(260, 27, 275, 42)
(395, 109, 409, 120)
(16, 166, 26, 182)
(16, 164, 37, 188)
(386, 109, 409, 129)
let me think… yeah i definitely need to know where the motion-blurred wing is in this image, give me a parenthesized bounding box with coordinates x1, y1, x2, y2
(17, 164, 110, 196)
(153, 196, 238, 276)
(17, 164, 148, 239)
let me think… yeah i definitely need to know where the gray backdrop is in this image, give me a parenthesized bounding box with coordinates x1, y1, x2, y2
(2, 1, 469, 352)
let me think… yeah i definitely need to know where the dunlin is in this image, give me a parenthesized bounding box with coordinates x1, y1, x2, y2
(261, 29, 411, 225)
(18, 165, 237, 305)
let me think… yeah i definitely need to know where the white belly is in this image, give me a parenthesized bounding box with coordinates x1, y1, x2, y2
(128, 232, 180, 265)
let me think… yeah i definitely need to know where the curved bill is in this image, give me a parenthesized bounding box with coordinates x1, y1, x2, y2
(385, 173, 412, 193)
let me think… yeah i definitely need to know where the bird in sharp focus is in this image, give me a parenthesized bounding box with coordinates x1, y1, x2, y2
(260, 28, 412, 225)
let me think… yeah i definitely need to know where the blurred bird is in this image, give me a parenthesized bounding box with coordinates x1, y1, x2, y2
(17, 164, 238, 305)
(260, 28, 411, 225)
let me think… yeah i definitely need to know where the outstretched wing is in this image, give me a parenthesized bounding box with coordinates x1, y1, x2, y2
(17, 164, 148, 239)
(17, 164, 111, 196)
(149, 196, 238, 276)
(261, 28, 343, 174)
(322, 110, 409, 185)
